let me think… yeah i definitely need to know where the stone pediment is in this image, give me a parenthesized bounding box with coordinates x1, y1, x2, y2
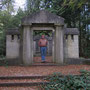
(22, 10, 64, 25)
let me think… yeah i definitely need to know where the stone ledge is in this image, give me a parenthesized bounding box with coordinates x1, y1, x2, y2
(65, 58, 90, 65)
(0, 58, 22, 66)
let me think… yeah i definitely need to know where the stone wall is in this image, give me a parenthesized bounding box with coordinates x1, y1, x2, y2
(6, 10, 79, 65)
(6, 35, 20, 59)
(64, 34, 79, 58)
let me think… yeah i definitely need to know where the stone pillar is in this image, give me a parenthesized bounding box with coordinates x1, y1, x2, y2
(47, 41, 49, 55)
(23, 26, 33, 65)
(53, 30, 56, 63)
(33, 41, 36, 55)
(55, 25, 64, 64)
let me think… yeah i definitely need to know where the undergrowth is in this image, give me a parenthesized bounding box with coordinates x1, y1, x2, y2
(41, 70, 90, 90)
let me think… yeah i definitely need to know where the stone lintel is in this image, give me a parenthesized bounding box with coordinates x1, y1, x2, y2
(22, 23, 54, 26)
(54, 23, 64, 27)
(21, 23, 64, 29)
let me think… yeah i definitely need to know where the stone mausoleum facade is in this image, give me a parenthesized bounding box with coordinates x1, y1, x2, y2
(6, 10, 79, 65)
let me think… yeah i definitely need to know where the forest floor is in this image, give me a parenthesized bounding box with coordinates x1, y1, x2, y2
(0, 65, 90, 76)
(0, 65, 90, 90)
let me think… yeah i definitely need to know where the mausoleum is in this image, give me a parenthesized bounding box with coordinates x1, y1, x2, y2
(6, 10, 79, 65)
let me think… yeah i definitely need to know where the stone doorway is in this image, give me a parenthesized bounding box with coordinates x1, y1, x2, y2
(33, 30, 54, 63)
(21, 10, 66, 65)
(22, 24, 64, 65)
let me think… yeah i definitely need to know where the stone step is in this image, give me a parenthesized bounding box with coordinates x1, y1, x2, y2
(0, 82, 49, 87)
(32, 63, 66, 66)
(0, 75, 48, 79)
(0, 86, 41, 90)
(0, 79, 47, 83)
(0, 75, 75, 80)
(0, 75, 84, 87)
(0, 75, 49, 87)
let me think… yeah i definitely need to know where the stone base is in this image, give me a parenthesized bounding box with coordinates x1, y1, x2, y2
(0, 58, 22, 66)
(65, 58, 90, 65)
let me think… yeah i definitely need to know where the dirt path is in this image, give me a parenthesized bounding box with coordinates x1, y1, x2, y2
(0, 65, 90, 76)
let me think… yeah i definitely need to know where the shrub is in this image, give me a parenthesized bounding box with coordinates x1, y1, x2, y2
(42, 70, 90, 90)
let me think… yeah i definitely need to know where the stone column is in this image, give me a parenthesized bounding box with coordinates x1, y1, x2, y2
(33, 41, 36, 55)
(23, 26, 33, 65)
(53, 30, 56, 63)
(55, 25, 64, 64)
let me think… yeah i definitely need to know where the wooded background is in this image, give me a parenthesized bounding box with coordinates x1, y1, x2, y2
(0, 0, 90, 58)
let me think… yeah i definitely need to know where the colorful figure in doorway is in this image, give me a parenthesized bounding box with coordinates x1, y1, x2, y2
(38, 35, 48, 63)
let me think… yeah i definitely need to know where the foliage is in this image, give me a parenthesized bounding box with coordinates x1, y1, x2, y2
(0, 3, 25, 57)
(0, 22, 5, 57)
(33, 30, 52, 36)
(0, 0, 15, 14)
(42, 70, 90, 90)
(10, 8, 26, 27)
(26, 0, 41, 14)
